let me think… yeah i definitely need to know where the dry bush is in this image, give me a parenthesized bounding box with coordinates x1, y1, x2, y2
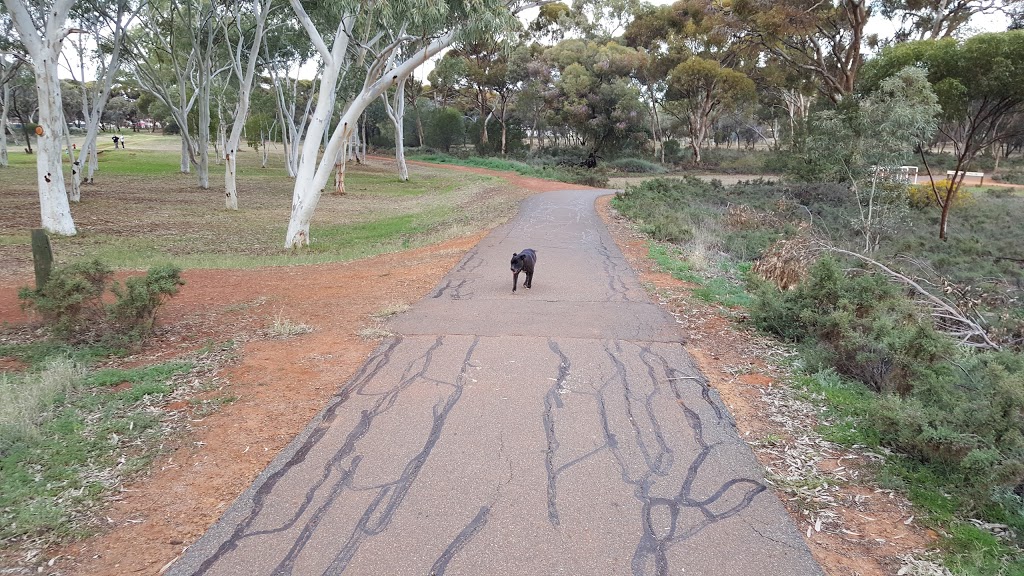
(752, 230, 818, 291)
(726, 204, 784, 230)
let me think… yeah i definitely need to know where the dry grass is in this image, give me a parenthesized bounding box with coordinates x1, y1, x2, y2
(0, 356, 85, 447)
(268, 310, 313, 338)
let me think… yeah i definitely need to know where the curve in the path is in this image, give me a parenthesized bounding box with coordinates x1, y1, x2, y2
(168, 188, 822, 576)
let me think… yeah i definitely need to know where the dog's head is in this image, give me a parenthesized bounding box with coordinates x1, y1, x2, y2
(511, 252, 526, 274)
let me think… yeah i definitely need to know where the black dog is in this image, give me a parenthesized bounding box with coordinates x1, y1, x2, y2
(510, 249, 536, 293)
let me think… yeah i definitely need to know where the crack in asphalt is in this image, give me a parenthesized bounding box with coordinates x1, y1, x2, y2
(538, 338, 768, 576)
(191, 336, 482, 575)
(428, 505, 492, 576)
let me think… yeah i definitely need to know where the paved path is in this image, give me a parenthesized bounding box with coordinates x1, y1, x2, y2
(169, 189, 822, 575)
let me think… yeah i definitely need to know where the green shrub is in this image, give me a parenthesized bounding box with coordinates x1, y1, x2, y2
(18, 260, 112, 339)
(561, 166, 610, 187)
(20, 261, 184, 344)
(663, 139, 684, 164)
(614, 179, 698, 242)
(424, 108, 465, 153)
(608, 157, 668, 174)
(750, 256, 954, 395)
(108, 265, 187, 339)
(872, 350, 1024, 496)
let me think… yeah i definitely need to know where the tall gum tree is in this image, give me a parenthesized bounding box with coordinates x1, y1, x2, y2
(262, 24, 315, 178)
(0, 50, 20, 168)
(861, 31, 1024, 240)
(64, 0, 136, 201)
(542, 38, 649, 155)
(734, 0, 871, 103)
(878, 0, 1011, 42)
(126, 0, 225, 188)
(282, 0, 542, 248)
(625, 0, 756, 163)
(4, 0, 77, 235)
(665, 57, 756, 163)
(222, 0, 272, 210)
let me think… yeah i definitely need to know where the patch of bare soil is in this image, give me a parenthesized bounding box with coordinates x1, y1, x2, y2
(0, 164, 936, 576)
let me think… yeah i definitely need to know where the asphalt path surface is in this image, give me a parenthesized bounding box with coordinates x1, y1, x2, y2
(169, 189, 823, 576)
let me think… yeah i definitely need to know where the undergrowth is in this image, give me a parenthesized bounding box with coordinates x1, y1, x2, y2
(18, 260, 184, 345)
(409, 152, 610, 187)
(0, 359, 195, 547)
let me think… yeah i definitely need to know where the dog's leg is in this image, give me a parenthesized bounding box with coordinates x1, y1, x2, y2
(512, 271, 519, 293)
(525, 270, 533, 289)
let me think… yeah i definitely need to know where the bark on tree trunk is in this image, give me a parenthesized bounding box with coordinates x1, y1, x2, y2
(5, 0, 76, 234)
(180, 137, 191, 173)
(215, 117, 225, 165)
(198, 89, 211, 188)
(1, 81, 9, 167)
(33, 59, 77, 235)
(67, 134, 81, 202)
(225, 152, 238, 209)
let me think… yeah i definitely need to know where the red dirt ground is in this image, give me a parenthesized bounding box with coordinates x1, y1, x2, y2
(0, 167, 935, 576)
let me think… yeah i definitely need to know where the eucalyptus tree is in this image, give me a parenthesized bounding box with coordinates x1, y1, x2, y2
(426, 52, 466, 109)
(861, 31, 1024, 240)
(282, 0, 544, 249)
(444, 36, 522, 155)
(754, 53, 818, 149)
(544, 38, 647, 154)
(126, 0, 227, 188)
(3, 0, 77, 235)
(542, 38, 648, 155)
(623, 0, 754, 163)
(878, 0, 1017, 42)
(263, 25, 316, 178)
(0, 49, 20, 167)
(561, 0, 641, 41)
(664, 58, 756, 162)
(219, 0, 272, 210)
(1, 11, 19, 166)
(5, 62, 37, 152)
(512, 43, 553, 150)
(811, 67, 940, 251)
(404, 75, 427, 147)
(62, 0, 137, 201)
(735, 0, 872, 104)
(380, 72, 411, 179)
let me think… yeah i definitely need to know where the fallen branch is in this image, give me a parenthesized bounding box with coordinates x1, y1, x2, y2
(824, 245, 1000, 350)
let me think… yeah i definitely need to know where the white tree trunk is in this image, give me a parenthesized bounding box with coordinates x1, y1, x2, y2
(67, 127, 81, 202)
(68, 3, 133, 194)
(197, 50, 212, 189)
(1, 80, 10, 167)
(4, 0, 76, 235)
(215, 114, 225, 165)
(224, 0, 272, 210)
(382, 78, 410, 181)
(180, 136, 191, 173)
(33, 56, 75, 233)
(283, 8, 353, 247)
